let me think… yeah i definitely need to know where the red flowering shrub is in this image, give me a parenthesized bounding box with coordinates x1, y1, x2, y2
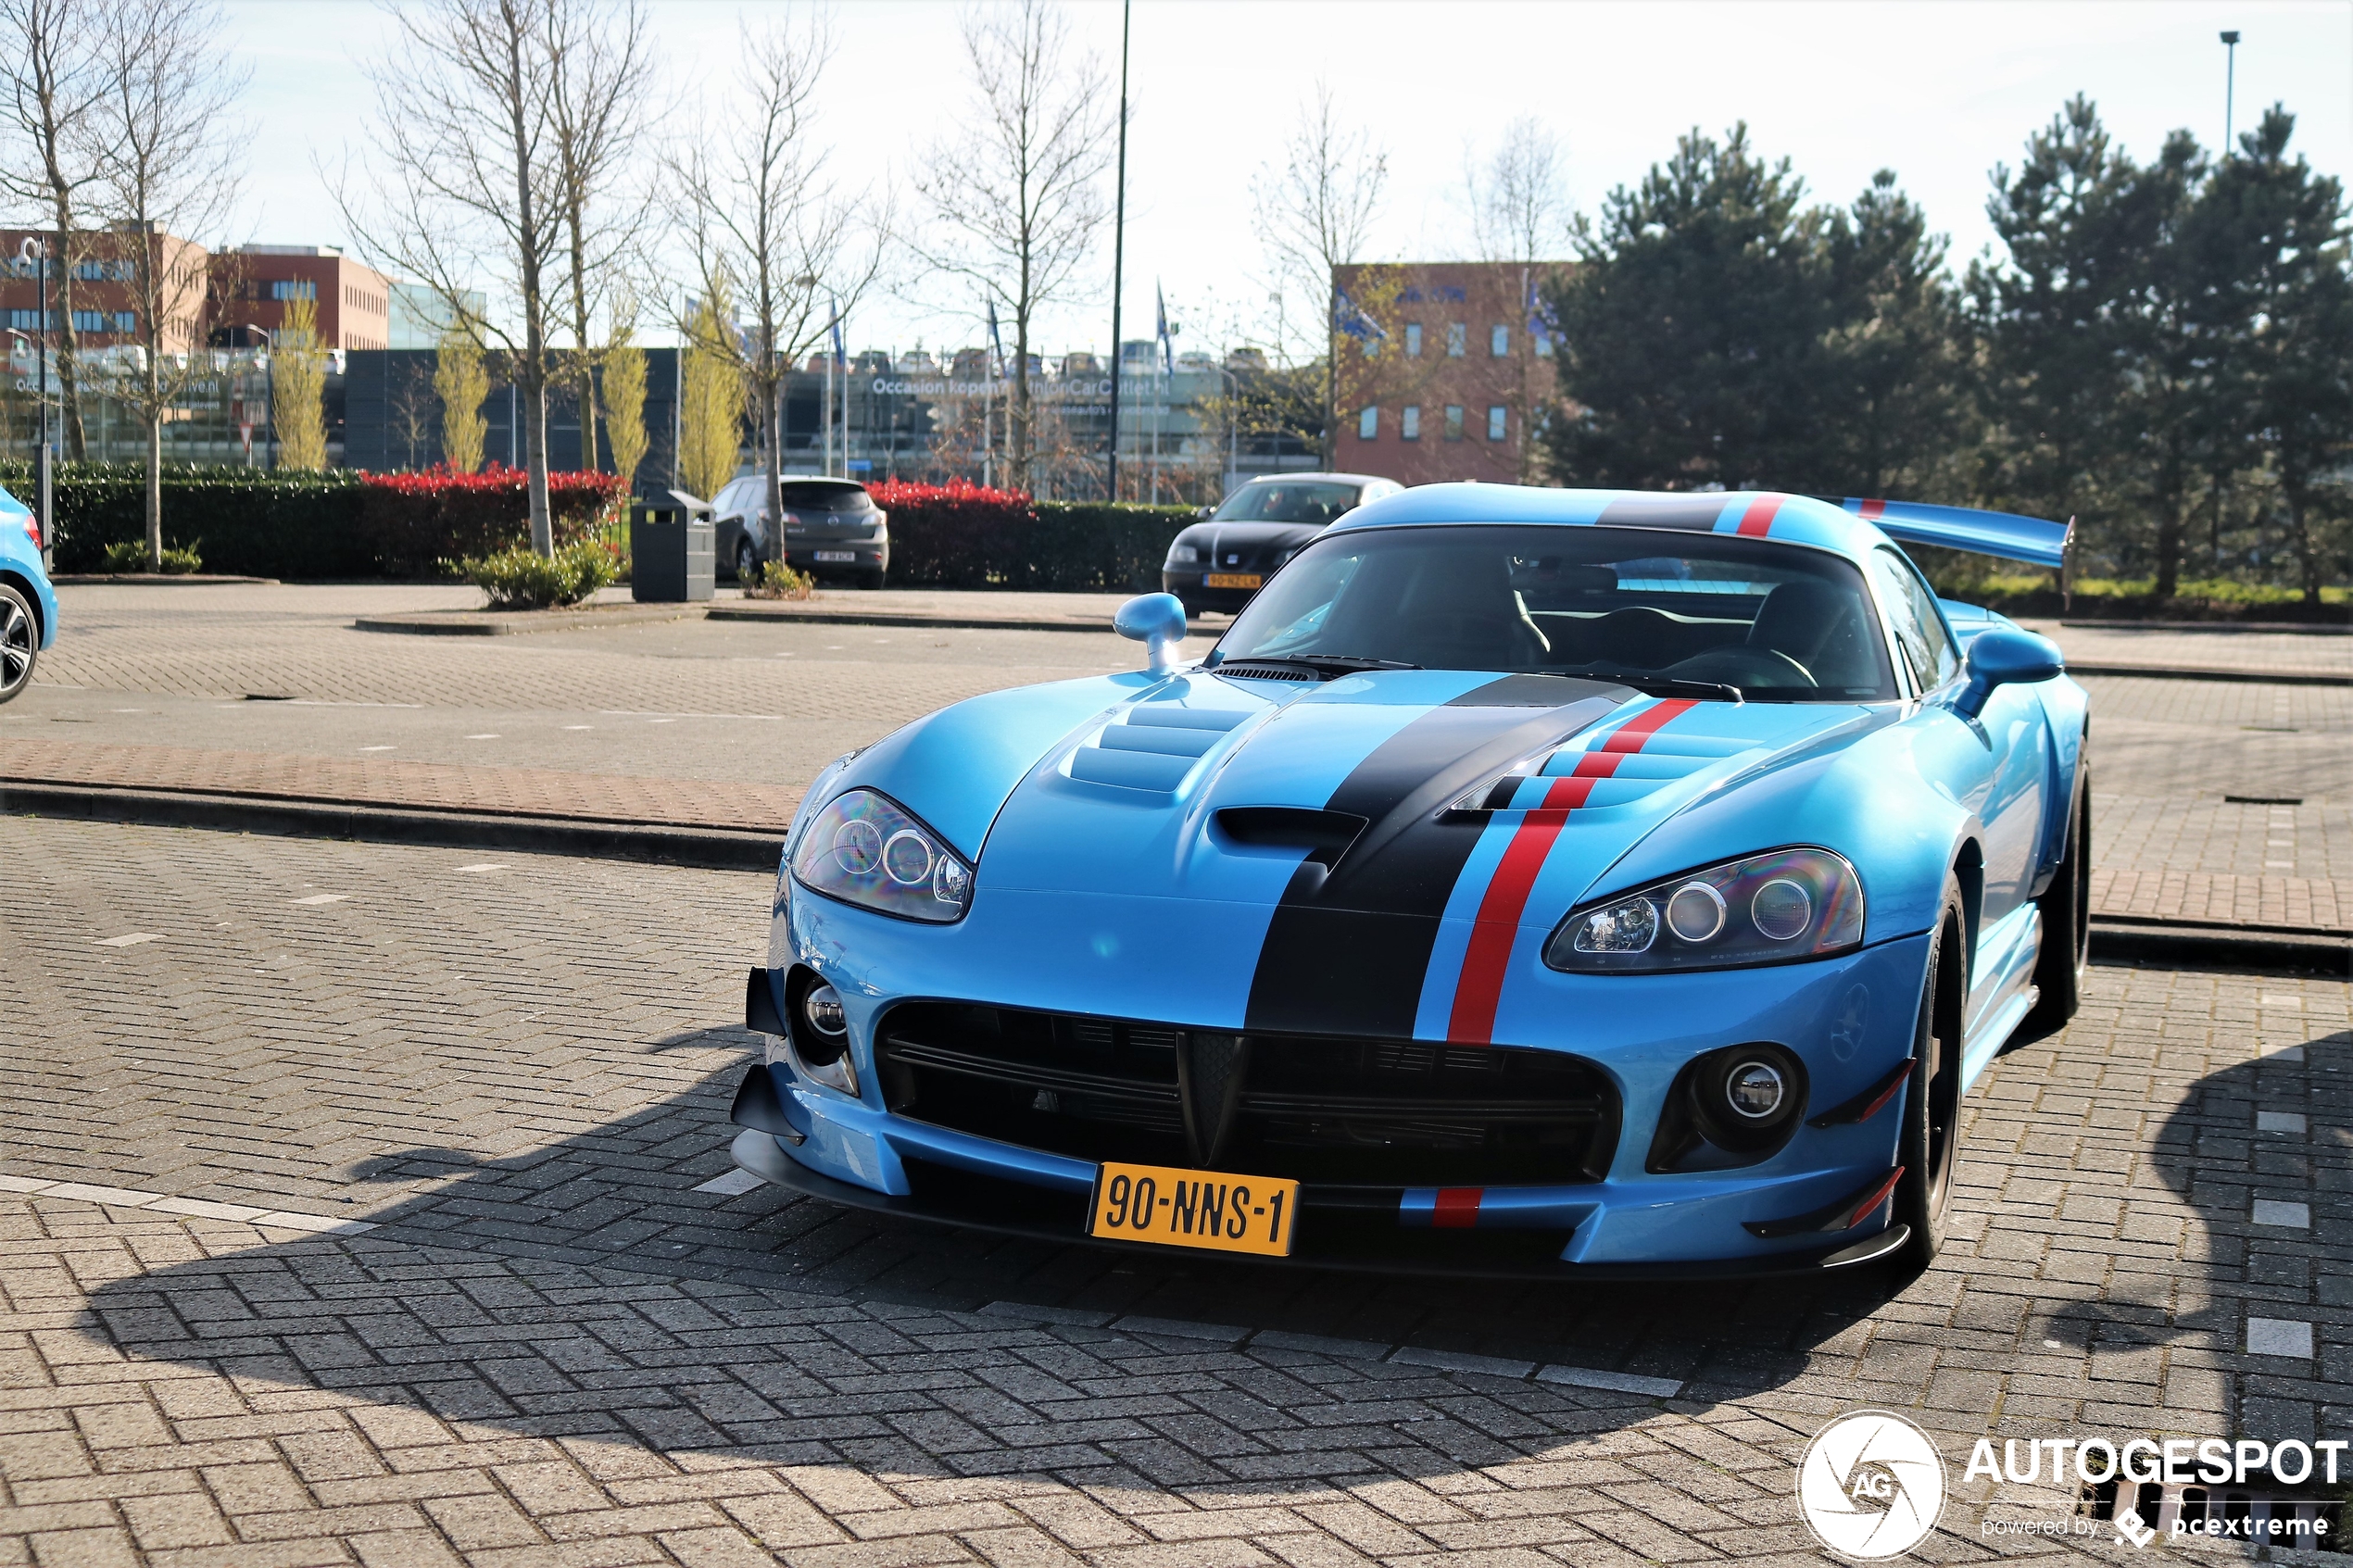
(358, 464, 629, 576)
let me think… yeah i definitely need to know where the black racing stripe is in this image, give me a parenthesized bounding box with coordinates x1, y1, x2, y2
(1595, 495, 1727, 531)
(1243, 678, 1626, 1037)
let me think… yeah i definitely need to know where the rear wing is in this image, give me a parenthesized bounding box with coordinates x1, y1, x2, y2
(1826, 497, 2072, 570)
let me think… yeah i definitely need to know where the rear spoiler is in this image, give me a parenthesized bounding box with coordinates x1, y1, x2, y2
(1825, 497, 2073, 570)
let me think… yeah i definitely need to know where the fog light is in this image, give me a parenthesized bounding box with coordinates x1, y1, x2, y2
(802, 984, 848, 1036)
(1726, 1059, 1785, 1120)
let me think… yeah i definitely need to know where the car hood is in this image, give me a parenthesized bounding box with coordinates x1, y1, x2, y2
(1175, 520, 1327, 557)
(823, 669, 1882, 1035)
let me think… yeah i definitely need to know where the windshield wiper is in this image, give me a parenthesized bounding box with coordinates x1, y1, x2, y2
(1528, 671, 1743, 703)
(1297, 655, 1421, 674)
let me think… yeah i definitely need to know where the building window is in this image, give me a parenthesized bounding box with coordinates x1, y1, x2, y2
(1403, 322, 1421, 357)
(6, 309, 37, 330)
(111, 311, 135, 333)
(1401, 405, 1420, 441)
(1491, 324, 1509, 357)
(1487, 406, 1507, 441)
(269, 279, 316, 301)
(1445, 322, 1466, 358)
(69, 309, 107, 332)
(1443, 405, 1464, 441)
(1534, 329, 1554, 358)
(1358, 406, 1378, 441)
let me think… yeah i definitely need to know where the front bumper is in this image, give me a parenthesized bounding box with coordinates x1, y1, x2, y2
(735, 909, 1932, 1277)
(1161, 570, 1261, 611)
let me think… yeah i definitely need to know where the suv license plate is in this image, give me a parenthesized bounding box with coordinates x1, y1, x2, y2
(1088, 1160, 1298, 1257)
(811, 550, 857, 563)
(1205, 573, 1261, 589)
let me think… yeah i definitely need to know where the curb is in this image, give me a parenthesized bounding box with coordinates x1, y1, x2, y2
(50, 573, 279, 585)
(2069, 663, 2350, 687)
(705, 602, 1236, 635)
(2091, 920, 2349, 974)
(354, 604, 706, 636)
(0, 782, 781, 871)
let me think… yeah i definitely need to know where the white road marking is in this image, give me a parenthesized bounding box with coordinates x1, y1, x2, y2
(94, 933, 165, 947)
(464, 734, 500, 739)
(0, 1178, 376, 1233)
(456, 863, 508, 875)
(561, 724, 592, 730)
(359, 745, 395, 751)
(291, 894, 349, 906)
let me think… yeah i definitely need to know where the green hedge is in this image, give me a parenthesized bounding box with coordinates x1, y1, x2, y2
(0, 462, 624, 578)
(870, 481, 1196, 591)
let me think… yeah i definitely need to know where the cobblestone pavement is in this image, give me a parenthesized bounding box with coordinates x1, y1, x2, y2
(2016, 620, 2350, 682)
(4, 815, 2349, 1566)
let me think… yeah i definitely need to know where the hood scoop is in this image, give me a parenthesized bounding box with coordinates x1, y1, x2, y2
(1465, 728, 1758, 814)
(1214, 807, 1367, 852)
(1066, 707, 1248, 796)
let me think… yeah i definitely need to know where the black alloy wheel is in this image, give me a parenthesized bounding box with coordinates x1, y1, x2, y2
(735, 540, 761, 587)
(1896, 888, 1967, 1269)
(0, 582, 36, 703)
(2027, 760, 2092, 1027)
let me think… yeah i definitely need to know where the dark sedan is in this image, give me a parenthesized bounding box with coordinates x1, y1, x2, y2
(1161, 472, 1402, 614)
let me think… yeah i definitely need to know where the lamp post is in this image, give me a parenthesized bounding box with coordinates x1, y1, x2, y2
(233, 320, 273, 468)
(1104, 0, 1130, 503)
(17, 237, 51, 568)
(2220, 31, 2241, 156)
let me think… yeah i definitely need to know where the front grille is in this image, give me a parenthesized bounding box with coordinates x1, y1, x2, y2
(877, 1003, 1619, 1186)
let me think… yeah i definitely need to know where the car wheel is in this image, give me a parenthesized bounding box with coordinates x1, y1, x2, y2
(736, 540, 760, 586)
(0, 582, 36, 704)
(856, 568, 886, 591)
(2027, 759, 2091, 1028)
(1896, 885, 1967, 1269)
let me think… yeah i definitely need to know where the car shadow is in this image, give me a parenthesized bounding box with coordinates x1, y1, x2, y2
(59, 1026, 1969, 1486)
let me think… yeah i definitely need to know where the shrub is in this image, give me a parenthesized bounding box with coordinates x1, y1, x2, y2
(460, 540, 617, 608)
(359, 464, 628, 577)
(160, 542, 202, 574)
(98, 537, 204, 573)
(745, 560, 816, 600)
(869, 480, 1195, 591)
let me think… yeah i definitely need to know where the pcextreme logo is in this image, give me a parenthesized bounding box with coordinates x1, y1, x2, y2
(1797, 1411, 1949, 1560)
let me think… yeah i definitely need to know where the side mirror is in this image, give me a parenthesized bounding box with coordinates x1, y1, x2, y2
(1954, 628, 2063, 719)
(1195, 506, 1215, 520)
(1114, 592, 1189, 677)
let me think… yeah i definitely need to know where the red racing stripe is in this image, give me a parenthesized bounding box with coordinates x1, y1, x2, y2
(1431, 1187, 1482, 1228)
(1734, 495, 1783, 537)
(1445, 700, 1699, 1044)
(1856, 497, 1887, 521)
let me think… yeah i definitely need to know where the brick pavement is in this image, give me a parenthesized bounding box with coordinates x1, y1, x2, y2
(5, 815, 2350, 1565)
(2016, 621, 2350, 683)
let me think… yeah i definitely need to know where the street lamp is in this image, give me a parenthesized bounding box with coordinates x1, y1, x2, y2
(2220, 31, 2241, 157)
(232, 320, 272, 468)
(17, 236, 51, 567)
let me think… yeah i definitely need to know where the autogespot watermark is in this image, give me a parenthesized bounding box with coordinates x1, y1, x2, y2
(1799, 1411, 2346, 1560)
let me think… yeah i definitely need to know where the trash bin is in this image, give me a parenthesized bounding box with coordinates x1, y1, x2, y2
(630, 489, 714, 603)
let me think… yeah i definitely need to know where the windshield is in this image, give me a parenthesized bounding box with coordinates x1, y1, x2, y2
(1210, 524, 1896, 702)
(1211, 481, 1361, 526)
(777, 482, 873, 513)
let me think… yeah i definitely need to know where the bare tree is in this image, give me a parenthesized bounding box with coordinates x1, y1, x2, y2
(1251, 82, 1388, 464)
(545, 0, 652, 473)
(0, 0, 109, 459)
(338, 0, 567, 555)
(908, 0, 1109, 493)
(671, 11, 882, 544)
(86, 0, 245, 564)
(1464, 116, 1571, 482)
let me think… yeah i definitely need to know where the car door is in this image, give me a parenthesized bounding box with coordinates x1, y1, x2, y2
(711, 480, 746, 571)
(1870, 548, 2050, 929)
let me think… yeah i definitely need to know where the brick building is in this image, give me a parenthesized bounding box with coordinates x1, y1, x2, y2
(0, 225, 214, 353)
(1329, 259, 1568, 487)
(211, 245, 392, 350)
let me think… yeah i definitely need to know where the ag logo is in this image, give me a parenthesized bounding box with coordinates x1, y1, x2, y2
(1797, 1411, 1947, 1560)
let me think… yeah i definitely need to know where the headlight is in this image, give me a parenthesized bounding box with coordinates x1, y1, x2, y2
(790, 789, 973, 922)
(1168, 544, 1201, 564)
(1544, 847, 1862, 973)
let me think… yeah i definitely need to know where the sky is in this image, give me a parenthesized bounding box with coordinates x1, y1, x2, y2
(232, 0, 2351, 357)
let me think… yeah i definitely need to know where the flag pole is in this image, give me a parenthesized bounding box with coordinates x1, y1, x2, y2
(1105, 0, 1130, 503)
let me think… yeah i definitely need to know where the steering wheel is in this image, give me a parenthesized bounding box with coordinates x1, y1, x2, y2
(1667, 645, 1817, 688)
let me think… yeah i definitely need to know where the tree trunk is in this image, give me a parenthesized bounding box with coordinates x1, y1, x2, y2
(762, 372, 783, 562)
(1012, 312, 1032, 494)
(145, 413, 162, 569)
(522, 363, 552, 556)
(2284, 488, 2322, 607)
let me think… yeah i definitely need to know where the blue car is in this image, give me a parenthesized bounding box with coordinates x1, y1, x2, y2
(0, 483, 56, 704)
(729, 485, 2088, 1278)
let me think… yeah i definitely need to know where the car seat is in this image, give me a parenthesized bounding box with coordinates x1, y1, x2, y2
(1746, 579, 1874, 686)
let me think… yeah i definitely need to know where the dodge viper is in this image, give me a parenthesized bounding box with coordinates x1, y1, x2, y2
(726, 484, 2087, 1278)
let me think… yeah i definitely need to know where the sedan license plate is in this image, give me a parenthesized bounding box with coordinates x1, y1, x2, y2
(1088, 1160, 1297, 1257)
(1204, 572, 1262, 590)
(810, 550, 857, 563)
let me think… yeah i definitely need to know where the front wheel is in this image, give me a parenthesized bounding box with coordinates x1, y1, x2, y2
(1896, 888, 1967, 1269)
(2028, 760, 2091, 1028)
(0, 582, 37, 703)
(735, 540, 761, 586)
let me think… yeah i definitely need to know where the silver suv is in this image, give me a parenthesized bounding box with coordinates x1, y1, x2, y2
(714, 476, 891, 590)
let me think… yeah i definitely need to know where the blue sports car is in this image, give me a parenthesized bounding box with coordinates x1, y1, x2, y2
(729, 485, 2087, 1278)
(0, 482, 57, 705)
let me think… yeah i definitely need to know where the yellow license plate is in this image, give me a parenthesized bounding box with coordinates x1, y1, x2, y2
(1204, 573, 1262, 589)
(1088, 1160, 1298, 1257)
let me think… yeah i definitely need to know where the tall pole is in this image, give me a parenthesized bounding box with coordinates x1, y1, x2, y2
(2219, 31, 2240, 156)
(1105, 0, 1129, 503)
(21, 238, 51, 567)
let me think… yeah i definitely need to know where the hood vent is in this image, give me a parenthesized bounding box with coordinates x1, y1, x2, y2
(1214, 807, 1367, 852)
(1067, 707, 1248, 795)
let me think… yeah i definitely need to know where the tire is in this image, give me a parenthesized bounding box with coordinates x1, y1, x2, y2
(856, 568, 886, 591)
(2028, 759, 2091, 1028)
(735, 540, 761, 586)
(1895, 886, 1967, 1269)
(0, 582, 36, 704)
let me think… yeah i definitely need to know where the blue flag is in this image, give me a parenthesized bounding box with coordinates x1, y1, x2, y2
(829, 295, 845, 369)
(1154, 283, 1174, 373)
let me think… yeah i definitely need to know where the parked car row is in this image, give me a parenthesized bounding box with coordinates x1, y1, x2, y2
(711, 475, 890, 590)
